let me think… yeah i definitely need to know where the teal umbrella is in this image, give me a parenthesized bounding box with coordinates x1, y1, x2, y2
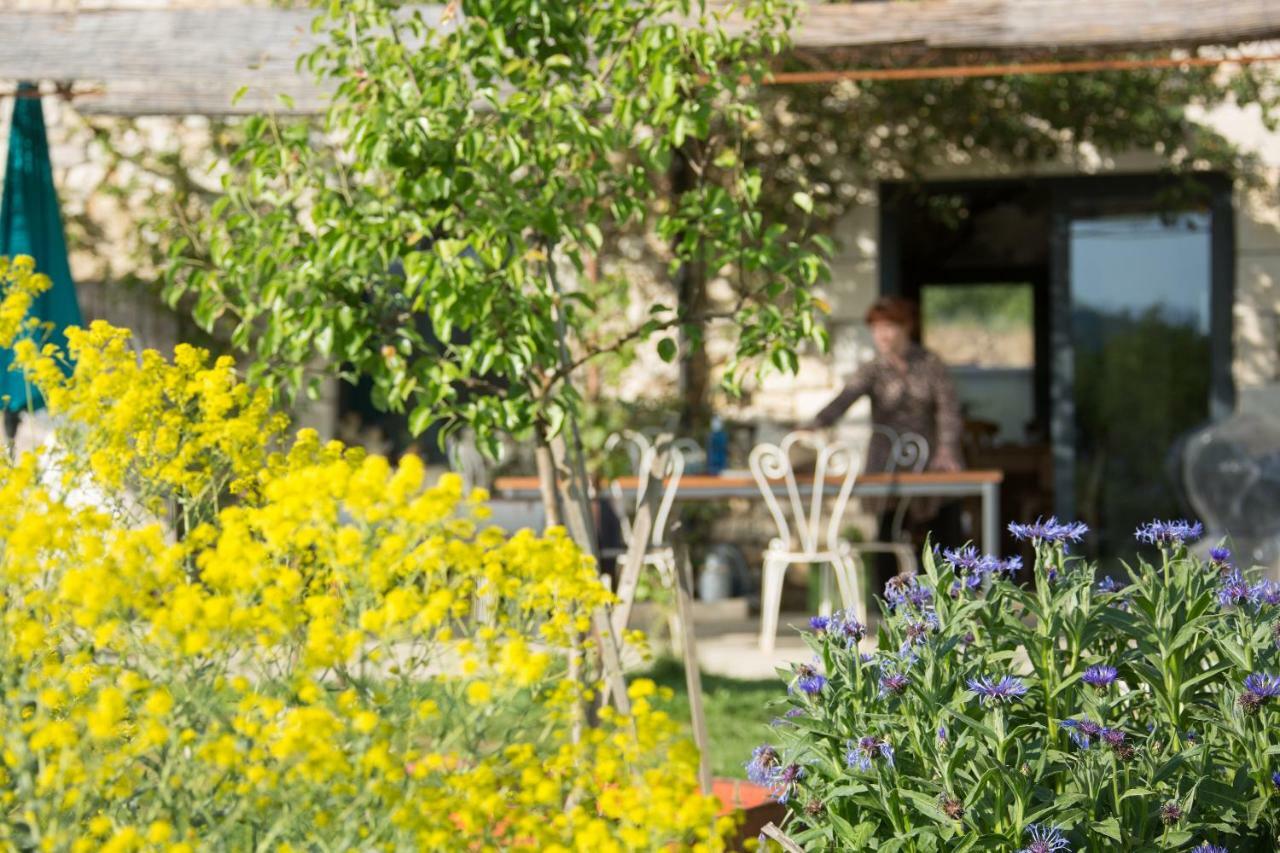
(0, 82, 83, 413)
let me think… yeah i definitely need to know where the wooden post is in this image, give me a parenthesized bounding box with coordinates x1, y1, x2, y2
(674, 541, 713, 794)
(609, 478, 659, 640)
(549, 433, 631, 717)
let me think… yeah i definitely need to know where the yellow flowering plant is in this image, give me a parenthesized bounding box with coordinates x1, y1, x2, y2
(0, 257, 731, 851)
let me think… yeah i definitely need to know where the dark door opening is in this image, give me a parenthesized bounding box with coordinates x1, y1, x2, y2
(881, 174, 1233, 563)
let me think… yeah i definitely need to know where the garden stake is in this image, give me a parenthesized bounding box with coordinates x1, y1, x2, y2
(759, 822, 804, 853)
(675, 541, 713, 794)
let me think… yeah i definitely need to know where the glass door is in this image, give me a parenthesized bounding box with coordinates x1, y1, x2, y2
(1060, 191, 1224, 560)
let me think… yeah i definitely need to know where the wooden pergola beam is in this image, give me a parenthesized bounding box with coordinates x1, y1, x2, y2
(795, 0, 1280, 52)
(2, 2, 1279, 116)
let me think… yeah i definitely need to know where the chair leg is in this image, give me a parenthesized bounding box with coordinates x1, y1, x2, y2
(759, 555, 788, 654)
(818, 564, 835, 617)
(837, 553, 868, 627)
(828, 557, 853, 612)
(890, 543, 917, 578)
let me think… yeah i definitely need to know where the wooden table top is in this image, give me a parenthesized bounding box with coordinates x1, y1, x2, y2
(492, 469, 1003, 493)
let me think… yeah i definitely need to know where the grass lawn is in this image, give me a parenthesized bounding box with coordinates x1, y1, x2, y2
(639, 657, 783, 779)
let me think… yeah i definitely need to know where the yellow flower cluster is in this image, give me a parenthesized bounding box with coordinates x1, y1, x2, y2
(13, 319, 289, 524)
(0, 257, 730, 851)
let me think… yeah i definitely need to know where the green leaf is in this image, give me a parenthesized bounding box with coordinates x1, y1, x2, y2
(408, 405, 433, 437)
(1218, 635, 1250, 671)
(657, 338, 677, 363)
(792, 191, 813, 214)
(1092, 817, 1122, 842)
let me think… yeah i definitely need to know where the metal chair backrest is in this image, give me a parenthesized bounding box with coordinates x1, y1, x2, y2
(447, 430, 506, 493)
(867, 424, 930, 474)
(749, 431, 864, 555)
(604, 430, 686, 549)
(865, 425, 930, 540)
(893, 429, 929, 473)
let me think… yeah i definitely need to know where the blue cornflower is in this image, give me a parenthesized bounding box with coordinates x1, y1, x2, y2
(1100, 727, 1127, 750)
(808, 615, 830, 633)
(745, 744, 780, 785)
(942, 545, 994, 576)
(792, 662, 826, 695)
(1272, 771, 1280, 791)
(1008, 517, 1088, 545)
(828, 610, 866, 646)
(770, 707, 807, 727)
(1082, 665, 1118, 689)
(1250, 579, 1280, 608)
(1096, 575, 1119, 593)
(1018, 823, 1071, 853)
(967, 674, 1028, 707)
(992, 555, 1023, 577)
(1210, 546, 1233, 571)
(1190, 844, 1228, 853)
(845, 735, 894, 772)
(884, 573, 934, 612)
(1060, 717, 1103, 749)
(1239, 672, 1280, 714)
(770, 762, 805, 804)
(950, 571, 985, 597)
(1217, 570, 1251, 610)
(899, 609, 941, 657)
(937, 724, 948, 744)
(1244, 672, 1280, 698)
(879, 671, 910, 697)
(1134, 519, 1204, 546)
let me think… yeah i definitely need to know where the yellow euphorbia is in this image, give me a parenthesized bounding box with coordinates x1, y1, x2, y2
(0, 257, 727, 851)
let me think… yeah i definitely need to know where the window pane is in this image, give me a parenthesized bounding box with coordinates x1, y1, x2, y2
(1070, 212, 1212, 560)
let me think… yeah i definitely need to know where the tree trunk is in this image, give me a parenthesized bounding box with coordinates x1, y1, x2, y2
(671, 144, 711, 435)
(534, 434, 561, 528)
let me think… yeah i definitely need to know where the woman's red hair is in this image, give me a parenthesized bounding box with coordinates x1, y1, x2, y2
(864, 296, 917, 332)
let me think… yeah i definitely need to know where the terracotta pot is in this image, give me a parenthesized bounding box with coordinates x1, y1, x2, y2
(712, 777, 786, 849)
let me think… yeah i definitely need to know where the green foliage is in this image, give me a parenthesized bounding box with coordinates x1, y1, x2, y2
(167, 0, 830, 453)
(921, 284, 1033, 332)
(759, 536, 1280, 851)
(751, 64, 1280, 228)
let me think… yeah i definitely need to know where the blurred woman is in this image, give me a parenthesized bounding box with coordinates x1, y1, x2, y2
(809, 296, 966, 571)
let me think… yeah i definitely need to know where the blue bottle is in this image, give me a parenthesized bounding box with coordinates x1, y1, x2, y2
(707, 415, 728, 475)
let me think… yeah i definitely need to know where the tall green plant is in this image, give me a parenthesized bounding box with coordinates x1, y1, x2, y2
(757, 522, 1280, 851)
(167, 0, 828, 520)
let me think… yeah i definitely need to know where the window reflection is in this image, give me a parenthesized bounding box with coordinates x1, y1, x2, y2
(1071, 212, 1212, 560)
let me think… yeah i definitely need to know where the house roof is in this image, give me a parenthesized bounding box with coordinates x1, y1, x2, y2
(3, 2, 1279, 115)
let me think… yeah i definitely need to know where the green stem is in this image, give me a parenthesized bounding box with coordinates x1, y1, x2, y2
(993, 707, 1008, 832)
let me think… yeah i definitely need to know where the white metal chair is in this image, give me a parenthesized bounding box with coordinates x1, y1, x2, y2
(446, 430, 509, 493)
(750, 431, 867, 652)
(845, 425, 930, 577)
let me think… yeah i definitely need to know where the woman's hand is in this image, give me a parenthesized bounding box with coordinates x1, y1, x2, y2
(930, 447, 962, 472)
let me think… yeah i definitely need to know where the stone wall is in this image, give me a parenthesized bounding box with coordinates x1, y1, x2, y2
(0, 92, 339, 435)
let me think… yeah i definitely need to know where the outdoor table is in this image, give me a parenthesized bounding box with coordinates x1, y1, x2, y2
(491, 469, 1005, 555)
